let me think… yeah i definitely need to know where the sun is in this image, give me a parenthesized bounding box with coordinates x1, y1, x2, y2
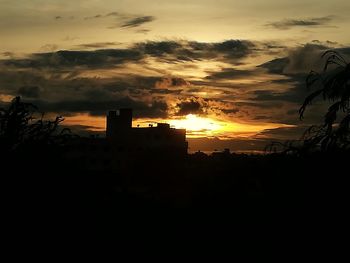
(168, 114, 222, 135)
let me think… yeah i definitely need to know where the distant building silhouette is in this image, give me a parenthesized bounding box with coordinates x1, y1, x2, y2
(106, 109, 132, 137)
(65, 109, 188, 171)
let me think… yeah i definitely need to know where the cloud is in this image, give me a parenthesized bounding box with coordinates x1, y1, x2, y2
(205, 68, 255, 80)
(176, 98, 207, 116)
(84, 14, 103, 20)
(266, 16, 334, 30)
(106, 12, 119, 17)
(75, 42, 121, 49)
(17, 86, 40, 98)
(221, 108, 240, 115)
(258, 57, 290, 75)
(121, 16, 155, 28)
(133, 39, 255, 63)
(155, 77, 190, 89)
(235, 101, 284, 109)
(1, 39, 256, 70)
(252, 44, 350, 125)
(28, 97, 168, 118)
(258, 43, 345, 75)
(211, 40, 255, 59)
(82, 12, 155, 30)
(2, 49, 144, 69)
(254, 126, 309, 141)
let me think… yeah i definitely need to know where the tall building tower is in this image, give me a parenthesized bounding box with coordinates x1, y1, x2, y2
(119, 108, 132, 129)
(106, 109, 132, 138)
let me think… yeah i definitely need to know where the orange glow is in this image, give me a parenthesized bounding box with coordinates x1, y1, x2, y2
(63, 113, 293, 139)
(0, 94, 14, 103)
(167, 114, 293, 138)
(64, 113, 105, 131)
(168, 114, 221, 136)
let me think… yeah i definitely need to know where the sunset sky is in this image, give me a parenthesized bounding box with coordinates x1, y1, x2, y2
(1, 0, 350, 152)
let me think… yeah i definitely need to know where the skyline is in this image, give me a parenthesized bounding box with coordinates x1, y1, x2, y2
(1, 0, 350, 152)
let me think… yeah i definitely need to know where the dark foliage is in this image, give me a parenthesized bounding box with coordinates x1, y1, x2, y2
(299, 50, 350, 152)
(267, 51, 349, 154)
(0, 96, 72, 152)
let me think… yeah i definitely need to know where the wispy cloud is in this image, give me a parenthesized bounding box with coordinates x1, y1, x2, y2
(84, 14, 103, 20)
(75, 42, 121, 49)
(121, 16, 155, 28)
(81, 12, 156, 30)
(266, 16, 335, 30)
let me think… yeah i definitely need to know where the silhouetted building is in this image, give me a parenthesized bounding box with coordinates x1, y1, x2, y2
(106, 109, 132, 137)
(106, 109, 187, 154)
(65, 109, 188, 171)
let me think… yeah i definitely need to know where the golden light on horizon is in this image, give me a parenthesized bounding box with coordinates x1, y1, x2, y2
(64, 114, 105, 132)
(168, 114, 294, 138)
(169, 114, 222, 136)
(63, 113, 294, 139)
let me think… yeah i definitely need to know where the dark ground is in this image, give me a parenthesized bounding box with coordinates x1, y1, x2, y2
(3, 148, 349, 243)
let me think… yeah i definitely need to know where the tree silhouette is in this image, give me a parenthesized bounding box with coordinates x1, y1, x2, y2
(266, 50, 349, 154)
(0, 96, 72, 152)
(299, 50, 350, 152)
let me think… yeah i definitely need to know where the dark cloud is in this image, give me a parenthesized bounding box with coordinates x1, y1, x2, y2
(252, 78, 308, 104)
(134, 39, 255, 63)
(212, 40, 255, 60)
(206, 68, 254, 80)
(221, 108, 240, 115)
(2, 49, 143, 69)
(121, 16, 155, 28)
(235, 101, 284, 109)
(258, 57, 290, 74)
(255, 45, 350, 108)
(176, 98, 206, 116)
(155, 77, 190, 89)
(254, 126, 310, 141)
(258, 43, 331, 75)
(1, 39, 256, 70)
(284, 45, 350, 75)
(150, 89, 183, 95)
(28, 97, 168, 118)
(266, 16, 334, 30)
(0, 67, 174, 118)
(55, 16, 62, 20)
(17, 86, 40, 98)
(134, 41, 183, 57)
